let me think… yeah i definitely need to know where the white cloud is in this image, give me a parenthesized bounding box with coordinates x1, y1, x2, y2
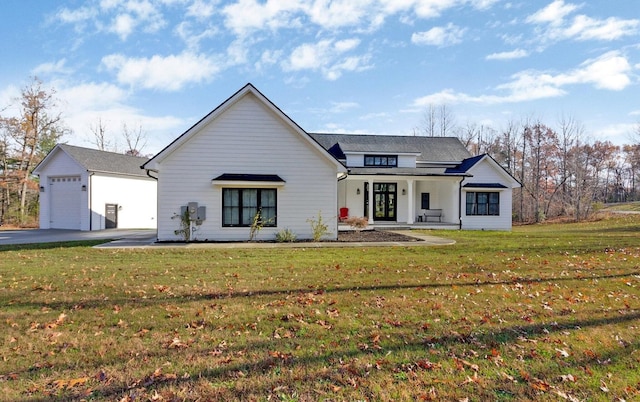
(329, 101, 359, 113)
(255, 49, 283, 71)
(31, 59, 72, 76)
(283, 38, 371, 80)
(526, 1, 639, 42)
(52, 81, 184, 153)
(110, 13, 136, 39)
(186, 0, 217, 19)
(486, 49, 529, 60)
(526, 0, 579, 25)
(566, 15, 640, 41)
(306, 0, 374, 29)
(56, 5, 98, 24)
(553, 51, 632, 90)
(412, 51, 632, 107)
(101, 52, 222, 91)
(222, 0, 304, 36)
(411, 23, 466, 46)
(175, 21, 219, 49)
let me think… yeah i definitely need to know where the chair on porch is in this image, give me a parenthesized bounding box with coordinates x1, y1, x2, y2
(339, 207, 349, 221)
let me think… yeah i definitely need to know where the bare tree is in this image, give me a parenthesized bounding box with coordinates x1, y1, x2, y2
(419, 103, 457, 137)
(90, 118, 113, 151)
(122, 123, 147, 157)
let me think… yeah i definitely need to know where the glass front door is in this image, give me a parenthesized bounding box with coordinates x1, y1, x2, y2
(364, 182, 397, 221)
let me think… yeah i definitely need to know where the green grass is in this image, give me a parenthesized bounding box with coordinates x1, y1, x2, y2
(1, 214, 639, 401)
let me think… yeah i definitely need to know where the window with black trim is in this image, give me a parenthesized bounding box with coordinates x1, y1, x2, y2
(466, 192, 499, 216)
(222, 188, 276, 227)
(364, 155, 398, 167)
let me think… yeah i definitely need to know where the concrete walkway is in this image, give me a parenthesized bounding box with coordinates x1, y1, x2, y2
(94, 229, 455, 249)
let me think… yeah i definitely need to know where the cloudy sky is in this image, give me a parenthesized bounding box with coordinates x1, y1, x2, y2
(1, 0, 639, 154)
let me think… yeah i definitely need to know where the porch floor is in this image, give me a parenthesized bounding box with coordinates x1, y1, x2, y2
(339, 221, 460, 231)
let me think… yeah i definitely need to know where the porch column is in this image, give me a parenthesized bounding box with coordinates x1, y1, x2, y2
(407, 179, 414, 224)
(367, 179, 374, 224)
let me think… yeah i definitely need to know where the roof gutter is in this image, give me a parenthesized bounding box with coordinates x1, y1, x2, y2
(145, 169, 158, 180)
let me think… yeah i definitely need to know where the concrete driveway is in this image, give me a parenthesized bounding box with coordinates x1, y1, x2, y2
(0, 229, 157, 246)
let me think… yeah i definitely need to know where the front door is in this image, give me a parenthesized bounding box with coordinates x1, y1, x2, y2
(105, 204, 118, 229)
(364, 183, 397, 221)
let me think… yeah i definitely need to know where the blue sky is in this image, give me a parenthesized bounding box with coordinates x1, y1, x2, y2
(1, 0, 639, 154)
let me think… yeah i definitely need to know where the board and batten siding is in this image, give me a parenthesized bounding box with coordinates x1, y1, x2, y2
(36, 150, 89, 230)
(155, 93, 339, 241)
(460, 158, 514, 230)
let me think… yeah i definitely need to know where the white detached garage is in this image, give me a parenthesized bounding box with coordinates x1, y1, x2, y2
(33, 144, 157, 230)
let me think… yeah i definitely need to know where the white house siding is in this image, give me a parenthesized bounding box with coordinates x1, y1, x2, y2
(90, 174, 157, 230)
(36, 151, 88, 230)
(155, 94, 339, 241)
(460, 159, 514, 230)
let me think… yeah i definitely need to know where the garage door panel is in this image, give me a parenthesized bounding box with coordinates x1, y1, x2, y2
(50, 176, 81, 229)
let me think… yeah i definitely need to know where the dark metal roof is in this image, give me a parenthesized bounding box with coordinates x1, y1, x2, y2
(445, 154, 485, 174)
(309, 133, 472, 162)
(57, 144, 149, 177)
(213, 173, 285, 182)
(462, 182, 508, 189)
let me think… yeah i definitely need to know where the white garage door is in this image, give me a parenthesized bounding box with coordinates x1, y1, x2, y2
(49, 176, 81, 229)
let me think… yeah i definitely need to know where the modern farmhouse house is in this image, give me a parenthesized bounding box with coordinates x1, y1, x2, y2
(142, 84, 347, 241)
(311, 134, 520, 231)
(143, 83, 520, 242)
(33, 144, 157, 230)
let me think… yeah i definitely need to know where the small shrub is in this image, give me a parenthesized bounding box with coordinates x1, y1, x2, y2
(249, 208, 274, 241)
(307, 211, 331, 241)
(172, 208, 191, 241)
(343, 216, 368, 231)
(275, 228, 297, 243)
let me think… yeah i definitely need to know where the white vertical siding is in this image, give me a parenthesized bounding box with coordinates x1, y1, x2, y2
(90, 174, 157, 230)
(461, 159, 514, 230)
(155, 93, 339, 241)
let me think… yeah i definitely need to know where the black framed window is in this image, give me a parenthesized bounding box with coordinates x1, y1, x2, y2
(466, 192, 499, 216)
(364, 155, 397, 167)
(222, 188, 276, 227)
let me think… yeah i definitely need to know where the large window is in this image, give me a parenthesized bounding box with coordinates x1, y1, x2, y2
(222, 188, 276, 227)
(364, 155, 397, 167)
(466, 192, 500, 216)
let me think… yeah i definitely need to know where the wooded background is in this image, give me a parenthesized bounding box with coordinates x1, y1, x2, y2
(1, 78, 639, 227)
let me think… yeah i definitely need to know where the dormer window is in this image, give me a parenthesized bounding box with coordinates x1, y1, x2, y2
(364, 155, 398, 167)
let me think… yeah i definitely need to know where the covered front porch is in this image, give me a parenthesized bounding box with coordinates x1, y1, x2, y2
(337, 175, 465, 228)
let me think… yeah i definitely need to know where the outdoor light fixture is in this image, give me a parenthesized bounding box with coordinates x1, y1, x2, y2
(39, 186, 45, 192)
(402, 189, 406, 195)
(356, 188, 360, 195)
(81, 185, 87, 191)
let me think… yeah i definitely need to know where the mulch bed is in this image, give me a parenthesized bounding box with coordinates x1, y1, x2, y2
(336, 229, 421, 242)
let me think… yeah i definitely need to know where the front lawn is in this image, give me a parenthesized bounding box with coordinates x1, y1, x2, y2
(1, 214, 639, 401)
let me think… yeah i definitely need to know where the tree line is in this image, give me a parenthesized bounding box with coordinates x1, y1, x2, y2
(0, 77, 147, 227)
(417, 104, 640, 222)
(1, 77, 637, 227)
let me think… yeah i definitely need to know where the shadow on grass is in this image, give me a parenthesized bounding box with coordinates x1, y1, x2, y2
(5, 270, 638, 312)
(0, 240, 111, 252)
(14, 308, 640, 401)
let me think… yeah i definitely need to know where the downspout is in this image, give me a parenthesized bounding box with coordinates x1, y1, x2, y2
(144, 168, 159, 242)
(88, 172, 94, 231)
(458, 178, 463, 230)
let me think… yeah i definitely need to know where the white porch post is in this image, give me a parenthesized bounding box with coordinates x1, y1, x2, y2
(407, 179, 414, 224)
(367, 179, 374, 224)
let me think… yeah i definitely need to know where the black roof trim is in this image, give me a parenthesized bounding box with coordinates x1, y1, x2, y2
(213, 173, 285, 182)
(462, 182, 508, 189)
